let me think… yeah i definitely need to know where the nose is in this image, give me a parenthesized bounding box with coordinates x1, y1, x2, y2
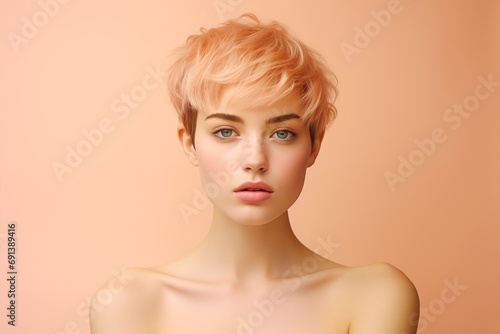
(241, 139, 268, 173)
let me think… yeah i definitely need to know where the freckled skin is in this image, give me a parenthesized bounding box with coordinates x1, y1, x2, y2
(193, 93, 313, 227)
(90, 93, 419, 334)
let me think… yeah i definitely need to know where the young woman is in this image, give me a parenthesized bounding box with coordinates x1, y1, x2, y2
(90, 13, 419, 334)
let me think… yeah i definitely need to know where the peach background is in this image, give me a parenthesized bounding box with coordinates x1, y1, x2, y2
(0, 0, 499, 333)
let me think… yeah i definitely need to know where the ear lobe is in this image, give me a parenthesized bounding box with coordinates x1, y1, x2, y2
(177, 125, 198, 166)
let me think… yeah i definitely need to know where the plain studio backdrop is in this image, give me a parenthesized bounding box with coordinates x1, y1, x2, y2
(0, 0, 499, 333)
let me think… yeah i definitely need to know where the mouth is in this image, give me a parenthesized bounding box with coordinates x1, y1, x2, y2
(233, 183, 273, 203)
(234, 181, 273, 193)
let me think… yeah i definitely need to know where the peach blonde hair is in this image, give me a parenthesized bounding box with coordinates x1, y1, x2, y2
(166, 13, 338, 147)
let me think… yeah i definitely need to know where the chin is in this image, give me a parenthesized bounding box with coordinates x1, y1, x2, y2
(222, 207, 289, 226)
(235, 219, 276, 226)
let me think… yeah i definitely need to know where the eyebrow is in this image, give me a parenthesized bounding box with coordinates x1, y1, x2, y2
(204, 113, 302, 124)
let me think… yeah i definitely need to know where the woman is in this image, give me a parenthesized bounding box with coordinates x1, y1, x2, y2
(90, 13, 419, 334)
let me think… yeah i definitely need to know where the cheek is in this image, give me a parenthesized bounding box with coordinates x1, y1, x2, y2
(196, 144, 238, 186)
(198, 151, 222, 179)
(273, 148, 310, 184)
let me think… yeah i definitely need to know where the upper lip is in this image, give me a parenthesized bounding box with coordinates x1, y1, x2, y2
(234, 181, 273, 192)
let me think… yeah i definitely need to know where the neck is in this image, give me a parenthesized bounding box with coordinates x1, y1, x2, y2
(184, 209, 311, 286)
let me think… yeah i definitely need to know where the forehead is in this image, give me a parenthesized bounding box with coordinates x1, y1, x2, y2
(200, 88, 304, 120)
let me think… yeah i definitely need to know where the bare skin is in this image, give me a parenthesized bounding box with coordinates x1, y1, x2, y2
(90, 93, 419, 334)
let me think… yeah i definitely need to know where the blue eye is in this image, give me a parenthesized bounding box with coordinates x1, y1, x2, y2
(214, 128, 235, 138)
(273, 130, 295, 140)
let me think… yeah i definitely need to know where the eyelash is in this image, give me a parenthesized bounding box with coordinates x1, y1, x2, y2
(212, 128, 297, 142)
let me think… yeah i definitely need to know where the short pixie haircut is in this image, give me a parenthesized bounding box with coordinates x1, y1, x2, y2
(167, 13, 338, 147)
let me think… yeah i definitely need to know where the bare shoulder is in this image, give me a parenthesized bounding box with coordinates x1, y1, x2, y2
(89, 267, 163, 334)
(339, 262, 420, 334)
(341, 262, 418, 289)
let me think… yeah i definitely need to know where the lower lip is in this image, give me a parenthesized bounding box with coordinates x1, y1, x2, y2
(234, 191, 272, 203)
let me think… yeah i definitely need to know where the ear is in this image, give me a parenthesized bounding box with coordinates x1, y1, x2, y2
(177, 124, 198, 166)
(307, 131, 324, 168)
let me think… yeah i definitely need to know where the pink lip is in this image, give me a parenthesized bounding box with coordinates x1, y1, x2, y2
(234, 181, 273, 203)
(234, 181, 273, 193)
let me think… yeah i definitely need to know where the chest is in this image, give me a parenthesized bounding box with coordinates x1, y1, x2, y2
(150, 279, 350, 334)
